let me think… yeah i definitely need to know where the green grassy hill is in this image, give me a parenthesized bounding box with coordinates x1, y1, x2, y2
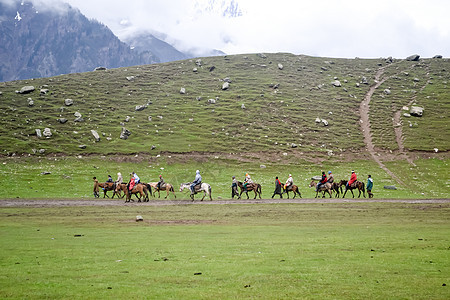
(1, 53, 447, 157)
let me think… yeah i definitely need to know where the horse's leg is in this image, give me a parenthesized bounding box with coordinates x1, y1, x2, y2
(201, 190, 206, 201)
(350, 189, 355, 198)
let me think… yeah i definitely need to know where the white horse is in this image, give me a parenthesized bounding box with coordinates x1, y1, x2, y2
(179, 182, 212, 201)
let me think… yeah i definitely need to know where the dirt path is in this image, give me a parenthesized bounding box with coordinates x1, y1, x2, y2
(1, 198, 449, 207)
(359, 67, 406, 186)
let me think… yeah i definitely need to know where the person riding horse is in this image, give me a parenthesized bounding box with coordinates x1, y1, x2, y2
(285, 174, 293, 191)
(132, 172, 140, 184)
(157, 175, 165, 191)
(347, 170, 357, 188)
(106, 175, 113, 183)
(317, 171, 327, 192)
(243, 173, 253, 192)
(327, 171, 334, 184)
(190, 170, 202, 194)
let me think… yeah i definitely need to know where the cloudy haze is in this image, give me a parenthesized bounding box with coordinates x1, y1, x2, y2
(3, 0, 450, 58)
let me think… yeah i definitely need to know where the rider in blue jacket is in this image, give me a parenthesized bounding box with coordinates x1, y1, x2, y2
(190, 170, 202, 193)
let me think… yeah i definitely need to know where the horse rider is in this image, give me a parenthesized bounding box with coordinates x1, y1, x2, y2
(316, 171, 327, 192)
(190, 170, 202, 193)
(132, 172, 140, 184)
(243, 173, 253, 192)
(367, 174, 374, 198)
(285, 174, 293, 191)
(327, 171, 334, 184)
(347, 170, 357, 188)
(114, 172, 123, 192)
(93, 177, 99, 198)
(157, 174, 165, 191)
(128, 173, 136, 192)
(272, 176, 283, 198)
(231, 176, 239, 198)
(106, 175, 113, 183)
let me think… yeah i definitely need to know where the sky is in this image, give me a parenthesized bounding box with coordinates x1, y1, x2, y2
(4, 0, 450, 58)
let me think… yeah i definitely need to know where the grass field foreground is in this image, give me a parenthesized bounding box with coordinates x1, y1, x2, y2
(0, 203, 449, 299)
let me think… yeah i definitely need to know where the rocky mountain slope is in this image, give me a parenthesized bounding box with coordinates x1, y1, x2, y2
(0, 1, 195, 81)
(0, 53, 448, 160)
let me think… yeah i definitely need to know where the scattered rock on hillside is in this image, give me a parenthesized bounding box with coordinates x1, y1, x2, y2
(322, 119, 329, 126)
(40, 88, 49, 95)
(260, 164, 266, 168)
(94, 67, 107, 71)
(222, 82, 230, 90)
(208, 99, 216, 104)
(125, 116, 130, 122)
(406, 54, 420, 61)
(315, 117, 321, 123)
(91, 130, 100, 142)
(18, 86, 35, 94)
(74, 112, 82, 118)
(126, 76, 135, 81)
(384, 185, 397, 190)
(27, 98, 34, 106)
(278, 63, 284, 70)
(193, 67, 198, 72)
(241, 104, 246, 109)
(385, 56, 393, 64)
(135, 105, 146, 111)
(58, 118, 68, 124)
(64, 99, 73, 106)
(224, 77, 232, 83)
(35, 129, 42, 138)
(356, 83, 360, 87)
(384, 89, 391, 95)
(257, 53, 267, 59)
(361, 77, 369, 84)
(180, 87, 186, 94)
(332, 80, 341, 87)
(410, 106, 424, 117)
(78, 144, 87, 149)
(209, 66, 216, 72)
(413, 78, 420, 82)
(120, 127, 131, 140)
(148, 116, 152, 121)
(291, 143, 298, 148)
(403, 113, 411, 117)
(196, 59, 202, 66)
(43, 128, 52, 137)
(433, 55, 443, 59)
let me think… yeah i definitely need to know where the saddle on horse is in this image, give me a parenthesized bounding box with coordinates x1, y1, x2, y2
(192, 183, 202, 193)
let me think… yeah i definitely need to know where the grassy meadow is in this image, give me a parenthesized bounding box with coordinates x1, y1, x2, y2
(0, 155, 448, 199)
(1, 203, 449, 299)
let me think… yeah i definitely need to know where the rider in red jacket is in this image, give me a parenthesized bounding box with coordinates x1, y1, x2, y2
(347, 170, 357, 187)
(317, 171, 327, 191)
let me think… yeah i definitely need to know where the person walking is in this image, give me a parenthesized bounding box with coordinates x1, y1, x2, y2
(272, 176, 283, 198)
(367, 175, 374, 198)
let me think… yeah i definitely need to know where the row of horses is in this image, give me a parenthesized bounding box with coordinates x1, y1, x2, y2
(96, 177, 366, 202)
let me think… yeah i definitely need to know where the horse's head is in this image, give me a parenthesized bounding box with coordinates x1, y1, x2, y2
(308, 180, 316, 188)
(179, 183, 189, 192)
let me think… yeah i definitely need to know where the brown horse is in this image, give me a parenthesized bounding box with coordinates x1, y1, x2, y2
(309, 181, 332, 198)
(282, 185, 302, 199)
(341, 180, 366, 198)
(148, 182, 176, 199)
(117, 183, 151, 202)
(330, 182, 342, 198)
(238, 181, 262, 199)
(98, 182, 122, 198)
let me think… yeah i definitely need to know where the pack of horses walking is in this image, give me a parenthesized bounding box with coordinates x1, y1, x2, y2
(92, 170, 374, 203)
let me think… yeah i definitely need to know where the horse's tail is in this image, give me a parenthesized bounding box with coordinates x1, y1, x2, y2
(169, 185, 174, 192)
(146, 183, 152, 195)
(208, 185, 212, 200)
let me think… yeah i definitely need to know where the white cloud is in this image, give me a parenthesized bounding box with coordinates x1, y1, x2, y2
(4, 0, 449, 58)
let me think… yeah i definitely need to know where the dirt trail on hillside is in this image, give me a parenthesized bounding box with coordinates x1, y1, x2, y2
(359, 67, 406, 186)
(1, 198, 449, 207)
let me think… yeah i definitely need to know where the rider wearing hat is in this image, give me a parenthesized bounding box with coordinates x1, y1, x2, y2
(157, 174, 165, 191)
(243, 173, 253, 192)
(285, 174, 293, 191)
(327, 171, 334, 184)
(317, 171, 328, 192)
(190, 170, 202, 193)
(347, 170, 357, 188)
